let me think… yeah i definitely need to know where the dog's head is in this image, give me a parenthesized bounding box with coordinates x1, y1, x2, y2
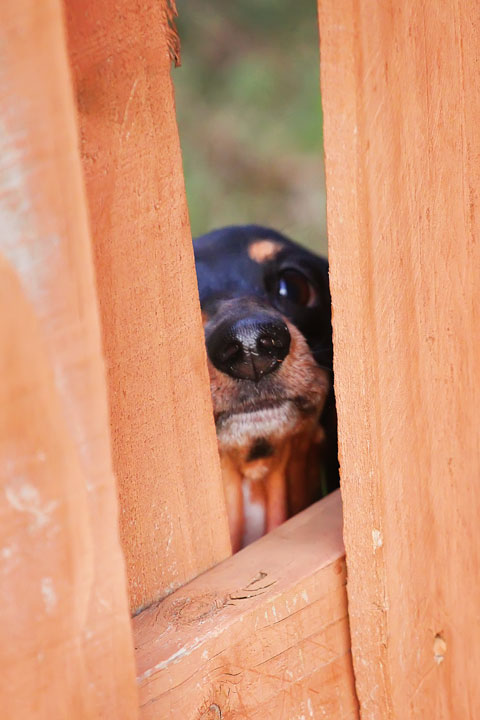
(194, 224, 335, 548)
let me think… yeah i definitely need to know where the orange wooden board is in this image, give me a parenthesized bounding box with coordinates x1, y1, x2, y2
(0, 1, 137, 717)
(65, 0, 231, 613)
(134, 491, 359, 719)
(319, 0, 480, 717)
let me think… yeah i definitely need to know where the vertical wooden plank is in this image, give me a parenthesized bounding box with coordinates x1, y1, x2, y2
(65, 0, 231, 614)
(0, 1, 138, 718)
(319, 0, 480, 717)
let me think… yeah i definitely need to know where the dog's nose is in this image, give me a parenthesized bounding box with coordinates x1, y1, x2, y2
(207, 316, 291, 382)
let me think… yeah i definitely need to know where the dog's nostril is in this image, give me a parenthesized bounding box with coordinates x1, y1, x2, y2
(258, 335, 276, 349)
(219, 341, 242, 364)
(258, 334, 284, 350)
(257, 322, 290, 360)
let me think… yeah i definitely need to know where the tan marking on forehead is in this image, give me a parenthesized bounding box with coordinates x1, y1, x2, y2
(248, 239, 283, 263)
(201, 309, 209, 326)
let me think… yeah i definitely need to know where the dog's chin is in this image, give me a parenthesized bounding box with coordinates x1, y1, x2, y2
(215, 399, 318, 451)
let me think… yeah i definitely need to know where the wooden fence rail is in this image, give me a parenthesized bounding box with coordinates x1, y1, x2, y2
(135, 491, 358, 719)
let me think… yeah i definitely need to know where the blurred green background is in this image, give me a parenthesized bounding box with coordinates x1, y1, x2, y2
(174, 0, 327, 255)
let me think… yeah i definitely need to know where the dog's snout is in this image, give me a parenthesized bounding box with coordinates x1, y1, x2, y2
(207, 316, 291, 382)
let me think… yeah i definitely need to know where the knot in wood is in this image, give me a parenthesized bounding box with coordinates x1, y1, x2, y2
(433, 633, 447, 664)
(166, 593, 226, 627)
(199, 703, 222, 719)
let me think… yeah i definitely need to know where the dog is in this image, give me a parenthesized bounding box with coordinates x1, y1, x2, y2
(194, 225, 338, 552)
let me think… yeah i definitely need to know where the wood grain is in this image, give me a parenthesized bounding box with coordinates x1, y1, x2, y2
(65, 0, 231, 613)
(0, 1, 138, 716)
(319, 1, 480, 717)
(134, 490, 359, 719)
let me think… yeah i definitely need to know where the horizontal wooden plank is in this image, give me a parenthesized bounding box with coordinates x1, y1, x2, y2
(134, 490, 358, 719)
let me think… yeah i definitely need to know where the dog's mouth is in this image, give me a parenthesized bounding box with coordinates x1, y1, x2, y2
(215, 394, 315, 424)
(215, 395, 321, 450)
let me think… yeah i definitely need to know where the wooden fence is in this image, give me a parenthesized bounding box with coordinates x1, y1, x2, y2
(1, 0, 478, 718)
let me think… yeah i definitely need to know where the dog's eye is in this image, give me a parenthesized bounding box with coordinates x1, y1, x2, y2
(276, 269, 314, 306)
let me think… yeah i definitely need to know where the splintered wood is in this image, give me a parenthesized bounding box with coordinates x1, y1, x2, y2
(319, 0, 480, 717)
(65, 0, 231, 613)
(0, 1, 138, 717)
(134, 491, 359, 719)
